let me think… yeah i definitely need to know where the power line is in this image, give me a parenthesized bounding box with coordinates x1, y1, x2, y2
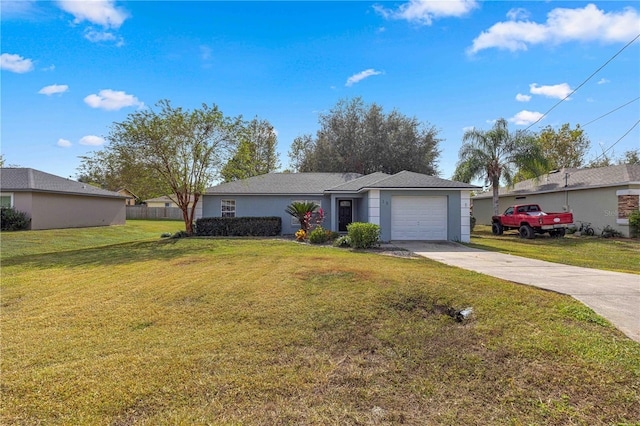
(524, 32, 640, 132)
(591, 119, 640, 162)
(582, 97, 640, 127)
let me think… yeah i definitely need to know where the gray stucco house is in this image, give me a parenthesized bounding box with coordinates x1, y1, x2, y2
(472, 164, 640, 237)
(202, 171, 479, 242)
(0, 168, 127, 230)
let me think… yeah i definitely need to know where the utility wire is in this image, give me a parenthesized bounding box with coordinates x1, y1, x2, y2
(582, 97, 640, 127)
(524, 32, 640, 132)
(591, 119, 640, 162)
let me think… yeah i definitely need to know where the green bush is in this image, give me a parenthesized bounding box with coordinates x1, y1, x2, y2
(629, 210, 640, 238)
(333, 235, 351, 248)
(347, 222, 380, 249)
(1, 207, 31, 231)
(470, 215, 476, 232)
(195, 217, 281, 237)
(308, 226, 329, 244)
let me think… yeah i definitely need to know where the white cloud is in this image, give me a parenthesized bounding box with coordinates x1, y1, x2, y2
(345, 69, 383, 87)
(506, 8, 530, 21)
(374, 0, 477, 25)
(57, 138, 72, 148)
(79, 135, 105, 146)
(510, 110, 544, 125)
(84, 89, 143, 110)
(84, 27, 113, 41)
(469, 4, 640, 54)
(597, 78, 610, 85)
(38, 84, 69, 96)
(0, 53, 34, 73)
(529, 82, 572, 100)
(515, 93, 531, 102)
(57, 0, 129, 29)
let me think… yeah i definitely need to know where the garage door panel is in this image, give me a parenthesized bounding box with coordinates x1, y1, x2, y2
(391, 196, 447, 240)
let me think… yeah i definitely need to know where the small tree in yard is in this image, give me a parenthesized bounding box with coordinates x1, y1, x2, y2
(104, 100, 241, 234)
(285, 201, 321, 239)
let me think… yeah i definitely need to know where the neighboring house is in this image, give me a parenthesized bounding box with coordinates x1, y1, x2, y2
(202, 171, 479, 242)
(0, 168, 126, 230)
(144, 195, 196, 209)
(472, 164, 640, 237)
(116, 188, 138, 206)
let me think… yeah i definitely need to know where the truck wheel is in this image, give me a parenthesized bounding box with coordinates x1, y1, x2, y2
(556, 228, 566, 238)
(519, 224, 535, 239)
(492, 222, 504, 235)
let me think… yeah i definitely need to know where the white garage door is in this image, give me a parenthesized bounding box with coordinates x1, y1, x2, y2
(391, 196, 447, 240)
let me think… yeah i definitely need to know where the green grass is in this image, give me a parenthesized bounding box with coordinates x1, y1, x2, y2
(2, 223, 640, 424)
(0, 220, 183, 260)
(468, 225, 640, 274)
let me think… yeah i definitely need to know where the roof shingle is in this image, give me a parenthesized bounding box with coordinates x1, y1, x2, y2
(0, 168, 125, 198)
(473, 164, 640, 199)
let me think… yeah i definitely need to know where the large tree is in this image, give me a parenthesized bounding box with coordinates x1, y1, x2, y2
(453, 118, 548, 216)
(221, 117, 281, 182)
(77, 148, 167, 200)
(83, 100, 240, 234)
(537, 123, 590, 170)
(288, 97, 440, 175)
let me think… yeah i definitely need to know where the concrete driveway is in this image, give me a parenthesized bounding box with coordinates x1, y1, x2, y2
(392, 241, 640, 343)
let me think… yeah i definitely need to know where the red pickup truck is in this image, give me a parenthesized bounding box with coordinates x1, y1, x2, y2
(491, 204, 573, 239)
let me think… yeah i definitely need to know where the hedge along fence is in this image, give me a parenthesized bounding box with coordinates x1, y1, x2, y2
(195, 217, 282, 237)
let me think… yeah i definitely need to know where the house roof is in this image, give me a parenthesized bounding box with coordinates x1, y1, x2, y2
(116, 188, 138, 199)
(0, 168, 125, 199)
(143, 194, 196, 204)
(206, 170, 479, 195)
(205, 173, 363, 195)
(328, 170, 478, 192)
(473, 164, 640, 199)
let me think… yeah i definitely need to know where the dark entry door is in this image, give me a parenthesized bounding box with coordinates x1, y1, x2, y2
(338, 200, 352, 232)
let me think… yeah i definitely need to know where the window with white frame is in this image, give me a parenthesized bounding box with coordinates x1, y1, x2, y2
(221, 199, 236, 217)
(0, 193, 13, 208)
(290, 199, 322, 226)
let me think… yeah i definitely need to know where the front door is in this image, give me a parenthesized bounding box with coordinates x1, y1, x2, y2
(338, 200, 353, 232)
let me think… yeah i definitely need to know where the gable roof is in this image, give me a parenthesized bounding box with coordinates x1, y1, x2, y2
(206, 170, 479, 195)
(0, 168, 125, 199)
(328, 170, 478, 192)
(205, 173, 363, 195)
(473, 164, 640, 199)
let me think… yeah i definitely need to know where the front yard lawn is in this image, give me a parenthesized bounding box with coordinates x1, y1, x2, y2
(469, 225, 640, 274)
(2, 224, 639, 424)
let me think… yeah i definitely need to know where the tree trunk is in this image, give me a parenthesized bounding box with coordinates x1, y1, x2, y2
(492, 176, 500, 216)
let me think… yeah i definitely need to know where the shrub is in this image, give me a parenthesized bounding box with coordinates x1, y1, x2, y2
(195, 217, 282, 237)
(308, 226, 330, 244)
(470, 215, 476, 232)
(295, 229, 307, 242)
(170, 230, 191, 239)
(629, 210, 640, 238)
(333, 235, 351, 248)
(347, 222, 380, 249)
(0, 207, 30, 231)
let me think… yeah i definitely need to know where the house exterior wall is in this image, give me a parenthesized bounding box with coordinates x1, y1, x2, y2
(13, 192, 125, 230)
(473, 185, 634, 237)
(202, 194, 334, 235)
(377, 190, 463, 242)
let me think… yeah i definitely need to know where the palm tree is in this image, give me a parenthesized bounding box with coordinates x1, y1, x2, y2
(453, 118, 548, 216)
(285, 201, 319, 232)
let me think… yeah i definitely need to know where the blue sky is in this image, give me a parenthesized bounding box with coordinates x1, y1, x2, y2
(2, 0, 639, 182)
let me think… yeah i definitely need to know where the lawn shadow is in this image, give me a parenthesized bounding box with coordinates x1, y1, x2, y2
(1, 238, 203, 270)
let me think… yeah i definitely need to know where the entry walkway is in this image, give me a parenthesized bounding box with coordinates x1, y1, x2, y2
(392, 241, 640, 343)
